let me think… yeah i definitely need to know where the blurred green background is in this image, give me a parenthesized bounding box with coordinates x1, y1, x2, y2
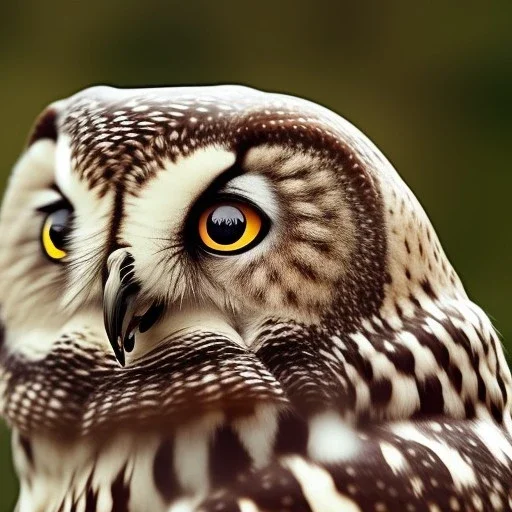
(1, 1, 511, 509)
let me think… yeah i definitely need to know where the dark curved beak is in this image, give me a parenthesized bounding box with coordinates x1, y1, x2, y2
(103, 249, 164, 366)
(103, 250, 139, 366)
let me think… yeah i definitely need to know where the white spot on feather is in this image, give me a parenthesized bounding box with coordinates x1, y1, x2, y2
(238, 499, 261, 512)
(379, 442, 408, 474)
(308, 412, 360, 463)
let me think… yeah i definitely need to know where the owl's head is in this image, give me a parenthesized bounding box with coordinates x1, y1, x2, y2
(1, 85, 482, 434)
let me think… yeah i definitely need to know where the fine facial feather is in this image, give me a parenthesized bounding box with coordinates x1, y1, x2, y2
(0, 85, 511, 512)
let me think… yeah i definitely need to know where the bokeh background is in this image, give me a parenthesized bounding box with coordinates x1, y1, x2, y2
(1, 1, 511, 508)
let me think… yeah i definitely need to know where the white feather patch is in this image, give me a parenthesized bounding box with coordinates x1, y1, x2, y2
(233, 403, 279, 468)
(283, 456, 362, 512)
(174, 411, 224, 493)
(392, 422, 477, 490)
(474, 420, 512, 466)
(307, 412, 361, 463)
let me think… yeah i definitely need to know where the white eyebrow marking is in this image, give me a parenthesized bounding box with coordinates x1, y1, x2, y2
(222, 174, 279, 222)
(54, 134, 73, 197)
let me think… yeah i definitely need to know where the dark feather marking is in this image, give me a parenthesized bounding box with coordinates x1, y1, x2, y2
(286, 290, 299, 307)
(409, 294, 421, 309)
(209, 425, 252, 489)
(369, 378, 393, 406)
(491, 402, 504, 424)
(111, 464, 130, 512)
(464, 399, 476, 419)
(447, 364, 463, 394)
(274, 410, 309, 456)
(421, 278, 437, 299)
(28, 107, 58, 146)
(84, 469, 99, 512)
(416, 375, 444, 416)
(290, 258, 319, 281)
(153, 438, 181, 504)
(19, 435, 33, 466)
(489, 332, 509, 405)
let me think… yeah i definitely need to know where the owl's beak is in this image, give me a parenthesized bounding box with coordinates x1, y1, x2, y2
(103, 250, 139, 366)
(103, 249, 165, 366)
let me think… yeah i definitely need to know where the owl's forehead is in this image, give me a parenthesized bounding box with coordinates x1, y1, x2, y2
(53, 85, 351, 193)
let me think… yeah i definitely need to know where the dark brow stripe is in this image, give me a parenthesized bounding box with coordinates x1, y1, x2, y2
(28, 108, 58, 146)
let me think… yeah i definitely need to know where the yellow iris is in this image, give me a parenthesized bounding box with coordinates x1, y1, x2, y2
(198, 202, 263, 253)
(41, 214, 67, 261)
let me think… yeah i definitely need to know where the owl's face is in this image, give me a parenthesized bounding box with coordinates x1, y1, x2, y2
(0, 85, 464, 433)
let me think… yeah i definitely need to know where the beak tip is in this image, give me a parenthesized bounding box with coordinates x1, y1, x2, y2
(107, 334, 126, 367)
(115, 348, 126, 367)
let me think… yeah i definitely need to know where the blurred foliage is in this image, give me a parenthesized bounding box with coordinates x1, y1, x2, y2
(0, 1, 511, 508)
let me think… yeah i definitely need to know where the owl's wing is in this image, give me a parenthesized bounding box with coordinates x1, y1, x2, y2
(198, 419, 512, 512)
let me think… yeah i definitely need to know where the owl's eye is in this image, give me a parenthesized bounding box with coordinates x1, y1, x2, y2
(198, 201, 268, 255)
(41, 208, 71, 262)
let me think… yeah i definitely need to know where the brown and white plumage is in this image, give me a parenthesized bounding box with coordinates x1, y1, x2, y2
(0, 85, 511, 511)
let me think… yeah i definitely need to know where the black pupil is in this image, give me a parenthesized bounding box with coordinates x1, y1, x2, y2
(207, 205, 246, 245)
(49, 209, 70, 249)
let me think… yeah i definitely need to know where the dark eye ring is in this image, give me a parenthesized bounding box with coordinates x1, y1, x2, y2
(198, 201, 269, 255)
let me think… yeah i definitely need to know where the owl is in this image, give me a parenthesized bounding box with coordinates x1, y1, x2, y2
(0, 85, 511, 512)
